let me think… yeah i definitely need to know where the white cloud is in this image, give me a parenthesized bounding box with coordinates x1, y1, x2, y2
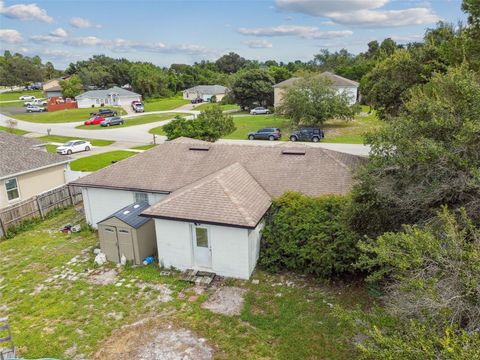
(50, 28, 68, 38)
(0, 29, 22, 43)
(243, 39, 273, 48)
(238, 25, 353, 39)
(0, 1, 53, 23)
(275, 0, 440, 27)
(69, 17, 101, 29)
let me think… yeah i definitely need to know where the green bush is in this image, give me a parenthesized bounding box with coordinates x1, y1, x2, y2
(259, 192, 359, 277)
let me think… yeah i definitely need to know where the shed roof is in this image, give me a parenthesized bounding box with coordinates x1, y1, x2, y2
(0, 131, 69, 179)
(99, 202, 151, 229)
(273, 72, 359, 88)
(76, 86, 140, 99)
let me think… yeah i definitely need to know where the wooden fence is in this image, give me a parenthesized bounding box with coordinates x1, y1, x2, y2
(0, 184, 83, 238)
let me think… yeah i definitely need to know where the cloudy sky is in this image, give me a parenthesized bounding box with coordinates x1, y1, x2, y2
(0, 0, 466, 69)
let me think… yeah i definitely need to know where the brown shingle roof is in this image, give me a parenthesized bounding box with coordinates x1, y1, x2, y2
(72, 138, 364, 198)
(274, 72, 359, 88)
(0, 131, 69, 179)
(142, 163, 271, 228)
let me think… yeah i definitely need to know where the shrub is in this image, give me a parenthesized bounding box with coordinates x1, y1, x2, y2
(259, 192, 359, 277)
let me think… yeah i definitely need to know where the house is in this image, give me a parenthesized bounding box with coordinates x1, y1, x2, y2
(72, 137, 364, 279)
(182, 85, 229, 102)
(76, 86, 142, 108)
(0, 132, 70, 209)
(273, 72, 359, 107)
(43, 76, 71, 98)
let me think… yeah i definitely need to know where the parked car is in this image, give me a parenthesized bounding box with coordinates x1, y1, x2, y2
(90, 108, 117, 117)
(19, 95, 36, 100)
(84, 116, 105, 125)
(24, 98, 47, 107)
(56, 140, 92, 155)
(248, 127, 282, 141)
(100, 116, 124, 127)
(132, 103, 144, 113)
(289, 128, 325, 142)
(250, 107, 270, 115)
(26, 105, 46, 113)
(191, 97, 203, 104)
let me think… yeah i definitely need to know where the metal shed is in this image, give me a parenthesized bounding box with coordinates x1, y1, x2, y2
(97, 202, 156, 265)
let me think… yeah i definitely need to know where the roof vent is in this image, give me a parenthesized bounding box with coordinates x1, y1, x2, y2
(189, 145, 210, 151)
(123, 210, 130, 215)
(281, 149, 306, 155)
(133, 204, 140, 209)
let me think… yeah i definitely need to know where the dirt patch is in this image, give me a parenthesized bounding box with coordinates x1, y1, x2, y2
(87, 268, 117, 285)
(201, 286, 247, 316)
(93, 318, 213, 360)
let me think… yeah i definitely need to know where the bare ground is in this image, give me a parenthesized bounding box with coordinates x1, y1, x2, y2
(201, 286, 247, 316)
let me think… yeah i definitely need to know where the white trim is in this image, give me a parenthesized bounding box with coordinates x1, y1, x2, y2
(5, 177, 21, 203)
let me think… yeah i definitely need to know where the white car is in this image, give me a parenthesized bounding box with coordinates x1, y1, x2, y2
(19, 95, 36, 100)
(24, 99, 47, 107)
(26, 105, 46, 113)
(56, 140, 92, 155)
(250, 107, 270, 115)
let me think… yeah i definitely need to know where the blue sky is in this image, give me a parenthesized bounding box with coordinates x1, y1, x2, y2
(0, 0, 467, 69)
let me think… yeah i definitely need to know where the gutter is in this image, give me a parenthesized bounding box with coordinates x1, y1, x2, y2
(0, 160, 70, 181)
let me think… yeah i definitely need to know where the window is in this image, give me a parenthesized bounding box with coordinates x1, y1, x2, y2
(134, 192, 148, 203)
(195, 227, 209, 248)
(5, 178, 19, 201)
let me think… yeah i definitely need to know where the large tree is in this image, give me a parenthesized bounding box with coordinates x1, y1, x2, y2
(215, 52, 246, 74)
(231, 69, 274, 109)
(59, 75, 84, 98)
(278, 76, 355, 126)
(349, 66, 480, 237)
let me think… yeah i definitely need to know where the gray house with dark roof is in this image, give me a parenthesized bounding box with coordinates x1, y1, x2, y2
(72, 137, 364, 279)
(76, 86, 141, 108)
(0, 132, 70, 209)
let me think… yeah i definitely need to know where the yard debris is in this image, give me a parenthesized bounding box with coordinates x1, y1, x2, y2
(93, 248, 102, 255)
(88, 268, 117, 286)
(135, 282, 173, 302)
(251, 279, 260, 285)
(201, 286, 247, 316)
(94, 252, 107, 266)
(92, 318, 213, 360)
(159, 270, 171, 276)
(120, 254, 127, 266)
(143, 256, 154, 265)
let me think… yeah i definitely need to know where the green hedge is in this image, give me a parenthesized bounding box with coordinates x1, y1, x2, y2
(259, 192, 359, 277)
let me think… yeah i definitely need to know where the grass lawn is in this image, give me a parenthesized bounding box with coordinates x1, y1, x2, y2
(13, 107, 126, 123)
(144, 96, 190, 112)
(194, 103, 240, 112)
(148, 125, 166, 136)
(75, 113, 181, 130)
(69, 150, 137, 172)
(224, 115, 292, 140)
(0, 89, 43, 101)
(39, 135, 114, 147)
(131, 144, 157, 150)
(0, 100, 24, 107)
(0, 208, 374, 359)
(0, 125, 29, 135)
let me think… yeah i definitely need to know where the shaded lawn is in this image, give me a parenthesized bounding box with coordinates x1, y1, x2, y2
(0, 125, 29, 135)
(69, 150, 137, 171)
(144, 97, 190, 111)
(75, 113, 181, 130)
(0, 208, 374, 359)
(0, 90, 43, 101)
(39, 135, 114, 147)
(13, 107, 126, 123)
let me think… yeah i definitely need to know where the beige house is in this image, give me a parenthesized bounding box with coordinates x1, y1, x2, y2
(273, 71, 359, 108)
(43, 76, 71, 98)
(182, 85, 229, 102)
(0, 132, 70, 209)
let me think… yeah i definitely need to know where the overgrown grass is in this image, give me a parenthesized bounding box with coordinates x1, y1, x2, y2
(0, 125, 29, 135)
(0, 208, 375, 359)
(13, 107, 126, 123)
(75, 113, 182, 130)
(144, 96, 189, 112)
(39, 135, 114, 146)
(0, 90, 43, 101)
(69, 150, 137, 171)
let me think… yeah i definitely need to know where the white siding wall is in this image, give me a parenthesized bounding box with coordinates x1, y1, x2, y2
(154, 219, 256, 279)
(82, 187, 167, 227)
(248, 221, 264, 275)
(335, 86, 358, 105)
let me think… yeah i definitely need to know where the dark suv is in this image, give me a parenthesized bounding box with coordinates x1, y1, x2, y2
(90, 108, 117, 117)
(248, 128, 282, 141)
(289, 128, 325, 142)
(100, 116, 124, 127)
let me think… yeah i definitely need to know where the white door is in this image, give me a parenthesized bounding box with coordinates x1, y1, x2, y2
(192, 226, 212, 269)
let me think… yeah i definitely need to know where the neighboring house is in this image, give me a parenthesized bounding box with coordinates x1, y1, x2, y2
(0, 132, 70, 209)
(72, 137, 364, 279)
(76, 86, 142, 108)
(43, 76, 71, 98)
(183, 85, 229, 102)
(273, 72, 359, 107)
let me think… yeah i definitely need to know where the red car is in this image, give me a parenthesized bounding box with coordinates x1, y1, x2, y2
(84, 115, 105, 125)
